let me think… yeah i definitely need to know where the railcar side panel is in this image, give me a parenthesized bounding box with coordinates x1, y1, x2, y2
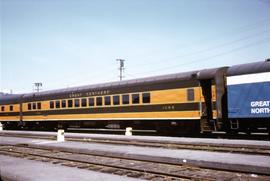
(0, 103, 21, 121)
(227, 72, 270, 118)
(21, 111, 201, 121)
(1, 86, 218, 122)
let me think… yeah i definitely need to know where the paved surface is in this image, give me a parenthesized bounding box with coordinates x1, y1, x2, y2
(1, 131, 270, 179)
(0, 136, 270, 169)
(2, 130, 270, 147)
(0, 155, 142, 181)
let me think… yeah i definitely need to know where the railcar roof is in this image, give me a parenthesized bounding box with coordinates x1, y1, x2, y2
(22, 70, 199, 99)
(0, 94, 23, 105)
(196, 67, 228, 80)
(1, 61, 268, 103)
(227, 61, 270, 76)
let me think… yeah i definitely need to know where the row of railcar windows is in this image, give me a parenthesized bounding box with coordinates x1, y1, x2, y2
(27, 102, 42, 110)
(1, 89, 194, 112)
(0, 105, 13, 112)
(49, 93, 150, 109)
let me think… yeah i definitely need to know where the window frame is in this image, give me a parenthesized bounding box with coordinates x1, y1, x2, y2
(37, 102, 41, 109)
(55, 100, 60, 108)
(32, 103, 37, 110)
(9, 105, 13, 111)
(113, 95, 120, 105)
(132, 93, 140, 104)
(122, 94, 129, 105)
(61, 100, 66, 108)
(187, 88, 195, 102)
(142, 92, 150, 103)
(81, 98, 87, 107)
(28, 103, 32, 110)
(104, 96, 111, 106)
(96, 97, 103, 106)
(74, 99, 80, 107)
(50, 101, 54, 109)
(68, 99, 73, 108)
(89, 97, 95, 107)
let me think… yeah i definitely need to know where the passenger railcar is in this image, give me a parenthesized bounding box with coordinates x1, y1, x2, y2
(0, 61, 269, 135)
(226, 61, 270, 133)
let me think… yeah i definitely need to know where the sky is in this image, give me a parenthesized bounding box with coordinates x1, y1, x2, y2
(1, 0, 270, 93)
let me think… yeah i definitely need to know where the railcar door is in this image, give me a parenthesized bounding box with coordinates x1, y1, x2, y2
(197, 67, 228, 133)
(199, 79, 214, 132)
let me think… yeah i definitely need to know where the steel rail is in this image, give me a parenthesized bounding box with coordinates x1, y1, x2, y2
(0, 144, 269, 180)
(0, 132, 269, 156)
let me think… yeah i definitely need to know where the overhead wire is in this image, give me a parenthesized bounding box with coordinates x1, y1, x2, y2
(69, 18, 270, 83)
(40, 18, 270, 89)
(129, 37, 270, 76)
(129, 18, 270, 67)
(132, 28, 270, 69)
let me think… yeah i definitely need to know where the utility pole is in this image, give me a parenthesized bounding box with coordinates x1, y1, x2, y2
(116, 59, 125, 81)
(33, 82, 42, 92)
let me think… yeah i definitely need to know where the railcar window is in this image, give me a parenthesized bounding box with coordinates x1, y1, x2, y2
(68, 99, 73, 108)
(122, 94, 129, 105)
(37, 102, 41, 109)
(28, 103, 32, 110)
(75, 99, 80, 107)
(113, 95, 120, 105)
(89, 98, 94, 107)
(9, 105, 13, 111)
(142, 93, 150, 103)
(1, 106, 5, 112)
(187, 88, 195, 101)
(62, 100, 66, 108)
(50, 101, 55, 109)
(105, 96, 111, 106)
(81, 98, 87, 107)
(56, 101, 60, 108)
(132, 94, 140, 104)
(33, 103, 37, 110)
(96, 97, 103, 106)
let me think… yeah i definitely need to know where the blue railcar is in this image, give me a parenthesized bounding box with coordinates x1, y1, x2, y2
(226, 61, 270, 132)
(227, 72, 270, 118)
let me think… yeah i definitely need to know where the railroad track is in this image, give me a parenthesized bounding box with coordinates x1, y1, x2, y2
(0, 144, 269, 181)
(0, 132, 270, 156)
(68, 128, 270, 141)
